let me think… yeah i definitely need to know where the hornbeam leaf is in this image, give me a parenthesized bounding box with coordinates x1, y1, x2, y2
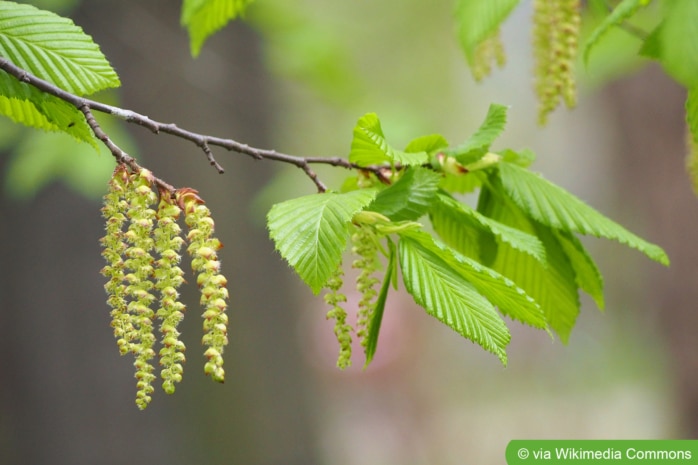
(404, 134, 449, 155)
(411, 230, 548, 331)
(0, 74, 94, 143)
(446, 104, 509, 164)
(369, 167, 441, 222)
(349, 113, 392, 166)
(0, 1, 120, 95)
(583, 0, 651, 66)
(554, 230, 605, 310)
(455, 0, 520, 68)
(349, 113, 428, 167)
(267, 189, 377, 294)
(653, 0, 698, 88)
(181, 0, 253, 57)
(477, 185, 580, 341)
(430, 192, 546, 263)
(398, 230, 510, 364)
(498, 161, 669, 265)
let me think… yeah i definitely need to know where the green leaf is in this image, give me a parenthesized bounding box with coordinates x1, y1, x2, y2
(348, 113, 391, 166)
(438, 170, 487, 194)
(639, 23, 662, 59)
(181, 0, 253, 57)
(409, 229, 547, 331)
(349, 113, 428, 167)
(583, 0, 651, 66)
(4, 110, 135, 199)
(0, 1, 120, 95)
(500, 148, 535, 167)
(404, 134, 449, 154)
(653, 0, 698, 88)
(430, 192, 546, 263)
(364, 237, 396, 368)
(267, 189, 377, 294)
(369, 167, 441, 221)
(455, 0, 520, 67)
(498, 161, 669, 265)
(446, 104, 509, 164)
(554, 230, 605, 309)
(0, 75, 94, 142)
(477, 185, 581, 341)
(398, 230, 511, 364)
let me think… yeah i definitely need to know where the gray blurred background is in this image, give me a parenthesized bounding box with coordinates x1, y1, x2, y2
(0, 1, 696, 464)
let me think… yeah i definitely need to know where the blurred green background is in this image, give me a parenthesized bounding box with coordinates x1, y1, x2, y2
(0, 1, 695, 464)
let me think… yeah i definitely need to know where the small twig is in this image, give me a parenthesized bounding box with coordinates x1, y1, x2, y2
(604, 1, 649, 41)
(78, 103, 176, 195)
(0, 57, 385, 193)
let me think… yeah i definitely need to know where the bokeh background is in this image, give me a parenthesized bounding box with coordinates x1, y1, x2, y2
(0, 1, 696, 464)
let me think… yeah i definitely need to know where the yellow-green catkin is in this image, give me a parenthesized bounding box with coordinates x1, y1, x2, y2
(533, 0, 581, 125)
(122, 169, 159, 410)
(472, 29, 506, 82)
(351, 225, 380, 351)
(101, 166, 132, 356)
(180, 189, 229, 383)
(153, 196, 187, 394)
(324, 265, 352, 369)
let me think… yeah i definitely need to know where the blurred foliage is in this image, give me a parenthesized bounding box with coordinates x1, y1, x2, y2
(3, 93, 137, 200)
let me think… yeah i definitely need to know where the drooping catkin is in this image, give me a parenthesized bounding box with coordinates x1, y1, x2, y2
(533, 0, 581, 124)
(324, 265, 352, 369)
(179, 189, 229, 383)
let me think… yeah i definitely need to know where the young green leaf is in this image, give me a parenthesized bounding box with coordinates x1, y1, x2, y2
(398, 230, 511, 365)
(554, 230, 605, 309)
(430, 192, 546, 263)
(583, 0, 651, 67)
(0, 76, 94, 142)
(438, 170, 487, 194)
(477, 185, 580, 341)
(349, 113, 428, 167)
(0, 1, 120, 95)
(267, 189, 377, 294)
(348, 113, 392, 166)
(404, 134, 449, 154)
(4, 110, 135, 199)
(455, 0, 520, 68)
(497, 161, 669, 265)
(408, 229, 548, 331)
(652, 0, 698, 89)
(445, 104, 509, 164)
(369, 167, 441, 222)
(181, 0, 253, 57)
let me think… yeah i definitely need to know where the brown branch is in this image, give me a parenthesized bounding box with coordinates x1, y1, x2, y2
(0, 57, 380, 193)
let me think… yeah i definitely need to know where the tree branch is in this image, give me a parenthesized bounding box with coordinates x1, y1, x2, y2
(0, 57, 378, 193)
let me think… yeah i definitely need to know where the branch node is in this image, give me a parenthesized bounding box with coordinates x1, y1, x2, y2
(199, 141, 225, 174)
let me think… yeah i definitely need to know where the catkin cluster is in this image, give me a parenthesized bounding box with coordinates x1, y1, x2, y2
(100, 167, 229, 409)
(533, 0, 581, 124)
(323, 223, 383, 369)
(351, 225, 380, 350)
(324, 265, 352, 369)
